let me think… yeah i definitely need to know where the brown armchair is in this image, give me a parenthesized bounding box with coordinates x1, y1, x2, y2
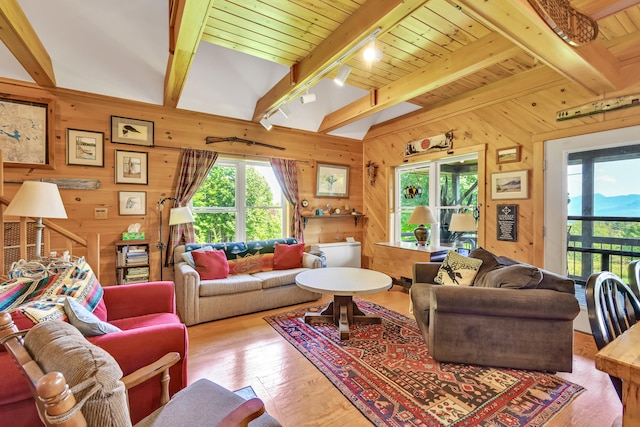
(0, 313, 280, 427)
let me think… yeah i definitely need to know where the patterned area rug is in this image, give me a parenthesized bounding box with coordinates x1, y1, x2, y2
(264, 299, 584, 427)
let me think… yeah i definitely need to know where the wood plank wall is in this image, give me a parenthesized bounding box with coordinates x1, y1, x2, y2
(0, 79, 363, 284)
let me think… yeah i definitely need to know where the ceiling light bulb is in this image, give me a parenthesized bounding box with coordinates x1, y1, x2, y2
(364, 46, 383, 62)
(260, 116, 272, 131)
(300, 92, 316, 104)
(278, 104, 291, 119)
(334, 64, 352, 86)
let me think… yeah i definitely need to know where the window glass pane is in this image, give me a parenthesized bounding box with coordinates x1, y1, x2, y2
(193, 212, 236, 243)
(246, 208, 283, 241)
(399, 169, 429, 241)
(192, 166, 236, 208)
(246, 164, 282, 207)
(439, 157, 478, 246)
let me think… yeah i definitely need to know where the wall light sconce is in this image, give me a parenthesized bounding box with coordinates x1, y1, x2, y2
(334, 64, 352, 86)
(260, 116, 273, 131)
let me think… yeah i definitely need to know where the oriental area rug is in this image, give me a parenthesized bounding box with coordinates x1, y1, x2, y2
(264, 299, 584, 427)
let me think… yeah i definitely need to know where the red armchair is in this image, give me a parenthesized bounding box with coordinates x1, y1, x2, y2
(0, 281, 188, 427)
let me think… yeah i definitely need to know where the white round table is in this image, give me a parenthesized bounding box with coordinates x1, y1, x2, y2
(295, 267, 392, 340)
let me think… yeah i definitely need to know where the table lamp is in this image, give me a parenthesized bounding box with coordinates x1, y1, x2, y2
(408, 206, 436, 246)
(158, 198, 194, 280)
(4, 181, 68, 259)
(448, 212, 477, 249)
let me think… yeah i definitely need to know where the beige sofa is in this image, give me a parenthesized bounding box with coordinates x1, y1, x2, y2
(173, 239, 322, 326)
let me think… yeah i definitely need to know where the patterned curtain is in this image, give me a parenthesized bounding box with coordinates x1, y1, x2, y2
(166, 148, 218, 265)
(270, 158, 304, 242)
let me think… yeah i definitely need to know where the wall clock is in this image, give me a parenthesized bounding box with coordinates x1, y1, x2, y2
(301, 199, 309, 208)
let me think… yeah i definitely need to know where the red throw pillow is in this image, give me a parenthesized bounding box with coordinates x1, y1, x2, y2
(192, 249, 229, 280)
(273, 243, 304, 270)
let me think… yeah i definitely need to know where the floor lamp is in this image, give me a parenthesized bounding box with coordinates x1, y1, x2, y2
(157, 197, 194, 280)
(4, 181, 68, 259)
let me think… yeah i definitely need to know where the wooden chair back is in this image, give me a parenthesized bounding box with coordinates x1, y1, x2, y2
(629, 260, 640, 298)
(586, 271, 640, 400)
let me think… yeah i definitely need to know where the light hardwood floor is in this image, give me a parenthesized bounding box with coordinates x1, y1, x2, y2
(187, 286, 621, 426)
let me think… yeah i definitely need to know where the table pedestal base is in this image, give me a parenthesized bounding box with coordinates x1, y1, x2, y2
(304, 295, 382, 340)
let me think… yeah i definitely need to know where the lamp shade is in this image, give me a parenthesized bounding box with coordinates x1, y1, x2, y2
(169, 206, 194, 225)
(5, 181, 67, 219)
(449, 213, 476, 232)
(407, 206, 436, 225)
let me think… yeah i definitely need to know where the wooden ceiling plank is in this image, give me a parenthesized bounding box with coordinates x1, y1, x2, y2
(0, 0, 55, 87)
(364, 66, 565, 140)
(454, 0, 622, 95)
(200, 33, 298, 64)
(251, 0, 430, 122)
(319, 32, 520, 133)
(426, 0, 491, 39)
(572, 0, 640, 20)
(164, 0, 214, 107)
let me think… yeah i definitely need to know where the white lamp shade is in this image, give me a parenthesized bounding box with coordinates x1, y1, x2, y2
(5, 181, 67, 219)
(449, 213, 477, 232)
(408, 206, 436, 225)
(169, 206, 194, 225)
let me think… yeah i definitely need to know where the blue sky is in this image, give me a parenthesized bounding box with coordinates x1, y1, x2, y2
(568, 158, 640, 197)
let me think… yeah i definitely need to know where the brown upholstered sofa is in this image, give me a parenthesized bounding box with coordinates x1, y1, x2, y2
(410, 247, 580, 372)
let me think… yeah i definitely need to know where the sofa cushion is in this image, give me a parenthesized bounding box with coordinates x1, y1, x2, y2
(434, 251, 482, 286)
(252, 268, 309, 290)
(192, 249, 229, 280)
(199, 275, 263, 297)
(229, 252, 264, 275)
(469, 247, 500, 281)
(186, 241, 247, 259)
(473, 264, 542, 289)
(181, 245, 214, 268)
(273, 243, 304, 270)
(64, 297, 122, 337)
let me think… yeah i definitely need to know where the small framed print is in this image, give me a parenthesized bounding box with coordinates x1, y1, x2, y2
(119, 191, 146, 215)
(111, 116, 154, 146)
(316, 163, 349, 198)
(496, 146, 521, 164)
(66, 129, 104, 167)
(115, 150, 148, 185)
(491, 170, 528, 200)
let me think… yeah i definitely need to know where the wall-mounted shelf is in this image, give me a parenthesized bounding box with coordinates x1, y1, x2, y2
(302, 214, 364, 228)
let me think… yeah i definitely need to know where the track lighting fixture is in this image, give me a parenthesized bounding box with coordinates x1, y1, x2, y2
(300, 89, 316, 104)
(260, 116, 272, 131)
(363, 37, 383, 62)
(278, 104, 291, 119)
(334, 64, 351, 86)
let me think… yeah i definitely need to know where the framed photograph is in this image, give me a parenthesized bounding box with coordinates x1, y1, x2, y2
(491, 170, 528, 200)
(0, 96, 54, 168)
(316, 163, 349, 198)
(119, 191, 147, 215)
(115, 150, 148, 184)
(66, 129, 104, 167)
(496, 146, 521, 164)
(111, 116, 154, 146)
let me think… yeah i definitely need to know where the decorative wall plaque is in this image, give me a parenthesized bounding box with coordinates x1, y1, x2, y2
(497, 204, 518, 242)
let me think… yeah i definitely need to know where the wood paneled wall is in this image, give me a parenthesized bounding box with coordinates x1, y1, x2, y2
(0, 79, 363, 284)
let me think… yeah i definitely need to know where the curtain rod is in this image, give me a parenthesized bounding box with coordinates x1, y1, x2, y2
(153, 145, 310, 164)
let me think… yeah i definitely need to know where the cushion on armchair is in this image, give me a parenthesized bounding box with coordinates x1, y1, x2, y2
(434, 250, 482, 286)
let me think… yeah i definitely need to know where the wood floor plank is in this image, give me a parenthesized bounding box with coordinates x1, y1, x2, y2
(187, 286, 621, 426)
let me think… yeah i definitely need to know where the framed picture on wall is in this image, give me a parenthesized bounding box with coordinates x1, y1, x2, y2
(115, 150, 148, 184)
(111, 116, 154, 146)
(316, 163, 349, 198)
(119, 191, 147, 215)
(496, 146, 521, 164)
(491, 170, 528, 200)
(66, 129, 104, 167)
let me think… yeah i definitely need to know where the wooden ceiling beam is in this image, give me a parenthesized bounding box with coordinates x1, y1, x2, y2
(319, 32, 520, 133)
(0, 0, 55, 87)
(454, 0, 622, 95)
(364, 66, 566, 140)
(251, 0, 429, 122)
(572, 0, 640, 20)
(163, 0, 214, 108)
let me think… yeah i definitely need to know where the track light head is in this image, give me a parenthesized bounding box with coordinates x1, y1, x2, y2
(300, 92, 317, 104)
(260, 116, 272, 131)
(334, 64, 352, 86)
(364, 37, 383, 62)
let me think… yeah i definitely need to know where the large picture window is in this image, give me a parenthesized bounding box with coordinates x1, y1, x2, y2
(191, 159, 285, 243)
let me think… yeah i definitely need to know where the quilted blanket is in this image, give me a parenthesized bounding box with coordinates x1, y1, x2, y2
(0, 259, 103, 323)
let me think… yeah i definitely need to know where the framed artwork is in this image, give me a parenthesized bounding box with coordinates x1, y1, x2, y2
(66, 129, 104, 167)
(496, 146, 521, 164)
(491, 170, 528, 200)
(0, 96, 54, 168)
(497, 204, 518, 241)
(111, 116, 154, 146)
(119, 191, 147, 215)
(316, 163, 349, 198)
(115, 150, 148, 184)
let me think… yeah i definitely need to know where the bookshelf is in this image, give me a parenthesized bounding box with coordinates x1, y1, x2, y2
(115, 240, 150, 285)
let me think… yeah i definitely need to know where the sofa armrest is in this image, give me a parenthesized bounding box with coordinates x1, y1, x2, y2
(173, 262, 201, 326)
(431, 286, 580, 320)
(103, 281, 176, 321)
(413, 262, 441, 284)
(302, 252, 323, 269)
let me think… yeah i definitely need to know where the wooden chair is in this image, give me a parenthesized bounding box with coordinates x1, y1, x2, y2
(0, 312, 279, 427)
(628, 260, 640, 298)
(585, 271, 640, 400)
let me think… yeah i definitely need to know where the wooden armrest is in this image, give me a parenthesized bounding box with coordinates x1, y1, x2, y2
(121, 352, 180, 405)
(217, 398, 266, 427)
